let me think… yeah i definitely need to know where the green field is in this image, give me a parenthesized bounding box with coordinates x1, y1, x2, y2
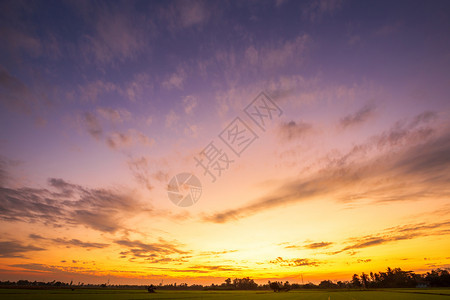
(1, 289, 450, 299)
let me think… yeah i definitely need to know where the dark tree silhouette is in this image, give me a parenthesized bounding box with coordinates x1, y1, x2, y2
(361, 272, 368, 288)
(319, 280, 337, 289)
(268, 281, 290, 292)
(425, 269, 450, 287)
(224, 278, 231, 287)
(352, 274, 362, 288)
(231, 277, 258, 289)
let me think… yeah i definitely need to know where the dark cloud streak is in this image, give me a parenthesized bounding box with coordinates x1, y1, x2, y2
(279, 120, 312, 141)
(270, 257, 321, 267)
(28, 234, 108, 249)
(0, 241, 45, 258)
(83, 112, 103, 140)
(330, 220, 450, 254)
(203, 112, 449, 223)
(304, 241, 333, 249)
(0, 177, 146, 233)
(115, 239, 189, 263)
(340, 104, 375, 128)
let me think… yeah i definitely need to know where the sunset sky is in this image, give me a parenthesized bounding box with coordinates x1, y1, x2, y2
(1, 0, 450, 285)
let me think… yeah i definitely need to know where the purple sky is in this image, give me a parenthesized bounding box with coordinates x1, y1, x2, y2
(1, 0, 450, 284)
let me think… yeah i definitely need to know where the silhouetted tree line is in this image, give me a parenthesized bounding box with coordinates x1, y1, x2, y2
(268, 281, 291, 292)
(2, 268, 449, 291)
(316, 267, 450, 289)
(0, 280, 71, 287)
(0, 280, 151, 289)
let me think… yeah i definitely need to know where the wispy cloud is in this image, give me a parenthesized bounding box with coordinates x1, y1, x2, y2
(285, 241, 333, 250)
(203, 112, 448, 223)
(165, 110, 179, 128)
(284, 220, 450, 257)
(116, 238, 188, 262)
(336, 221, 450, 254)
(127, 156, 153, 191)
(269, 257, 321, 267)
(81, 110, 153, 149)
(304, 242, 333, 249)
(0, 177, 149, 233)
(340, 104, 376, 128)
(0, 2, 71, 62)
(0, 241, 45, 258)
(106, 129, 154, 149)
(97, 107, 131, 123)
(275, 0, 288, 8)
(183, 95, 198, 115)
(0, 66, 37, 114)
(78, 80, 117, 103)
(198, 34, 310, 92)
(122, 73, 153, 102)
(28, 234, 108, 249)
(53, 238, 108, 249)
(0, 156, 19, 187)
(302, 0, 343, 22)
(9, 263, 62, 273)
(160, 0, 211, 31)
(189, 265, 242, 272)
(162, 68, 186, 90)
(245, 35, 309, 71)
(79, 2, 152, 65)
(8, 262, 120, 280)
(375, 21, 403, 36)
(279, 120, 313, 141)
(82, 112, 103, 140)
(0, 27, 42, 58)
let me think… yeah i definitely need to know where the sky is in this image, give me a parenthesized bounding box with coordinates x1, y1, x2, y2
(0, 0, 450, 285)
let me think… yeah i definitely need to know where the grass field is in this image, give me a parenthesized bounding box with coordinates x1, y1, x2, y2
(1, 289, 450, 299)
